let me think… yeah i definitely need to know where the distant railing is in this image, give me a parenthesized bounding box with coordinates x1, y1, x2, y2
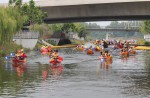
(86, 28, 139, 32)
(13, 31, 39, 39)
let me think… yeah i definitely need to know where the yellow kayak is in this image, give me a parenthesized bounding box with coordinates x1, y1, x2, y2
(135, 46, 150, 50)
(51, 44, 77, 49)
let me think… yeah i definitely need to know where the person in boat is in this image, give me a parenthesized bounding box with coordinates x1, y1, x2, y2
(15, 50, 22, 59)
(98, 52, 106, 68)
(105, 52, 113, 64)
(118, 41, 123, 49)
(50, 50, 62, 64)
(129, 47, 136, 54)
(124, 48, 129, 57)
(51, 50, 59, 57)
(40, 45, 48, 55)
(47, 46, 53, 57)
(120, 49, 125, 57)
(19, 49, 27, 62)
(87, 45, 94, 54)
(49, 55, 62, 66)
(14, 49, 27, 62)
(95, 45, 101, 51)
(120, 48, 129, 58)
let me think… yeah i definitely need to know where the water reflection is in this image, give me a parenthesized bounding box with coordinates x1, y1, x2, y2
(0, 50, 150, 98)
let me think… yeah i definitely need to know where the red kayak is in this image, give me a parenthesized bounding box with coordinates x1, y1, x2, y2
(49, 56, 63, 65)
(13, 59, 25, 63)
(12, 55, 27, 63)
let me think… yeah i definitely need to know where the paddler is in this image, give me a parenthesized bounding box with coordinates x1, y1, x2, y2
(47, 46, 53, 57)
(15, 50, 22, 60)
(20, 49, 27, 62)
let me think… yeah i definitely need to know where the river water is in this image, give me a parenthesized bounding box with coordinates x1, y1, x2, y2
(0, 48, 150, 98)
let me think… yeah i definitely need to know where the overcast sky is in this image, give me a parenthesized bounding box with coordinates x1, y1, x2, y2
(86, 21, 111, 26)
(0, 0, 38, 3)
(0, 0, 111, 26)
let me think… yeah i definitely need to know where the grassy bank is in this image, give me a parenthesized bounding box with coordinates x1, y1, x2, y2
(71, 39, 85, 45)
(137, 39, 150, 45)
(0, 42, 23, 57)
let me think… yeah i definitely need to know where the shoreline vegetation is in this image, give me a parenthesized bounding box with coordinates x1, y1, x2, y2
(0, 0, 47, 57)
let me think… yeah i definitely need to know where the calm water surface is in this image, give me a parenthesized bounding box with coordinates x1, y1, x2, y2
(0, 48, 150, 98)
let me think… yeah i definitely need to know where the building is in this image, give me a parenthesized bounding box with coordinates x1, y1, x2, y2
(144, 34, 150, 42)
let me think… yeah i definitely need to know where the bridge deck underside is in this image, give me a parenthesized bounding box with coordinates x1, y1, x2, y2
(41, 1, 150, 23)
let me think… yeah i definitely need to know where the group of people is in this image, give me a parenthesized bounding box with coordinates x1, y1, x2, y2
(118, 40, 136, 58)
(75, 40, 113, 69)
(40, 45, 63, 66)
(99, 51, 113, 69)
(40, 45, 53, 55)
(76, 39, 110, 54)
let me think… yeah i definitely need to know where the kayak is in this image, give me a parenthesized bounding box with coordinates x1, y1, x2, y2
(13, 59, 25, 63)
(95, 46, 101, 51)
(135, 46, 150, 50)
(12, 56, 27, 63)
(51, 44, 77, 49)
(41, 48, 48, 54)
(87, 49, 94, 55)
(49, 56, 63, 65)
(76, 47, 84, 51)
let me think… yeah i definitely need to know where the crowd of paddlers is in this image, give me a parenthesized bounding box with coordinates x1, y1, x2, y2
(5, 39, 137, 69)
(75, 39, 137, 68)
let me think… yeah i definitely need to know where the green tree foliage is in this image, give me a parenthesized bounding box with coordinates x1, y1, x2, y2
(9, 0, 47, 27)
(50, 24, 63, 32)
(0, 6, 27, 45)
(106, 21, 120, 28)
(86, 23, 101, 28)
(140, 20, 150, 34)
(30, 23, 52, 39)
(74, 23, 89, 39)
(61, 23, 76, 32)
(49, 23, 89, 40)
(27, 0, 47, 26)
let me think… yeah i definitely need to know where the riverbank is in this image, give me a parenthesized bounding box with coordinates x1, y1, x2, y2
(0, 42, 27, 57)
(33, 39, 85, 50)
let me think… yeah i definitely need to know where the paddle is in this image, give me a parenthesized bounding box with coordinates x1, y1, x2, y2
(5, 52, 15, 60)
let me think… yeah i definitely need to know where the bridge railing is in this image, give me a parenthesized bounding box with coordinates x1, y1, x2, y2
(13, 31, 39, 39)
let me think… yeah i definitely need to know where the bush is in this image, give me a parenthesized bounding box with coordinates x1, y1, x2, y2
(0, 50, 6, 57)
(137, 39, 146, 45)
(47, 40, 56, 46)
(144, 41, 150, 45)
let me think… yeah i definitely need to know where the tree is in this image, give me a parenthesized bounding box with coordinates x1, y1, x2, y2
(50, 24, 63, 32)
(30, 23, 52, 39)
(9, 0, 47, 27)
(78, 27, 89, 39)
(61, 23, 76, 33)
(87, 23, 101, 28)
(140, 20, 150, 34)
(0, 6, 27, 45)
(106, 21, 120, 28)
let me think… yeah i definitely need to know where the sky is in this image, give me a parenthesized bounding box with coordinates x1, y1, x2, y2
(86, 21, 111, 27)
(0, 0, 39, 3)
(0, 0, 111, 26)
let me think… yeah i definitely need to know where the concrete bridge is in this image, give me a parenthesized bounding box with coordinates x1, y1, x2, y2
(35, 0, 150, 23)
(1, 0, 150, 23)
(86, 28, 139, 33)
(13, 31, 39, 49)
